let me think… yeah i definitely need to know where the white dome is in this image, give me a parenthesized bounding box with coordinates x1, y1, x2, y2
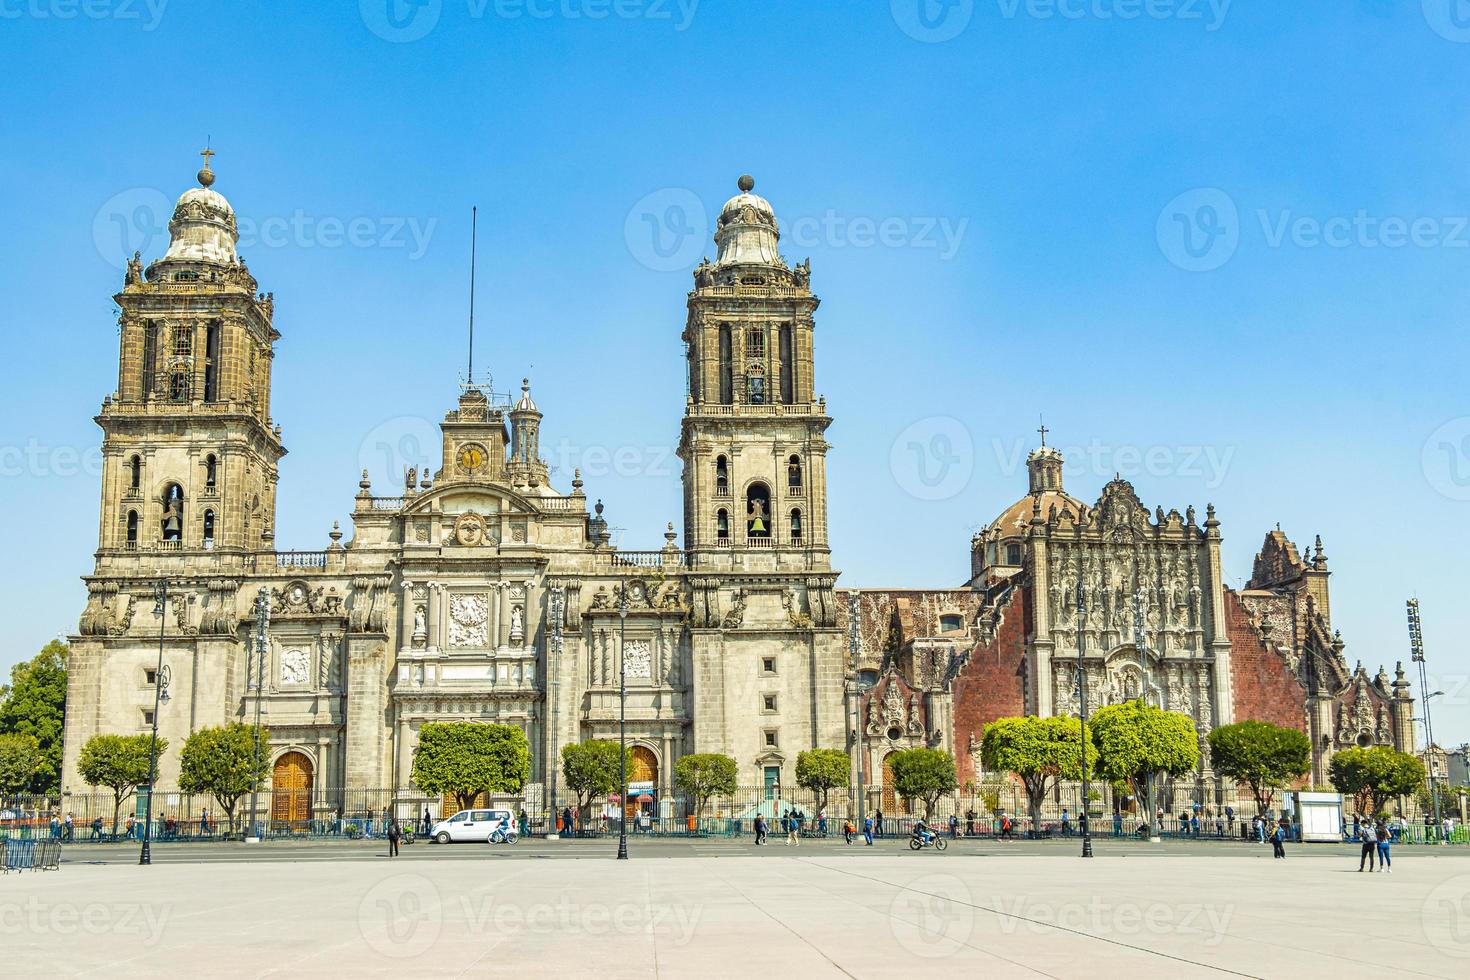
(714, 174, 780, 266)
(162, 173, 239, 265)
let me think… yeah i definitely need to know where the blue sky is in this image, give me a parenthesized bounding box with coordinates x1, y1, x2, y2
(1, 0, 1468, 746)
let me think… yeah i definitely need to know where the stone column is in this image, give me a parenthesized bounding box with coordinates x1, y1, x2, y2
(522, 578, 538, 650)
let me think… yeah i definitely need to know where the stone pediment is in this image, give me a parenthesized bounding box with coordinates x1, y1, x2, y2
(399, 483, 538, 519)
(1093, 479, 1152, 540)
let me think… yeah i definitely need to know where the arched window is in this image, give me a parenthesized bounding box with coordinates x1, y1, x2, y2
(1005, 543, 1022, 565)
(746, 483, 771, 539)
(787, 455, 802, 493)
(716, 509, 729, 540)
(715, 455, 729, 495)
(202, 509, 216, 548)
(129, 455, 142, 490)
(161, 483, 185, 541)
(126, 510, 139, 546)
(718, 324, 733, 403)
(779, 324, 793, 403)
(205, 454, 218, 489)
(789, 508, 803, 541)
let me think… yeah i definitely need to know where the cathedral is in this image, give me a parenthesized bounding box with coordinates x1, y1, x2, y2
(60, 157, 1413, 820)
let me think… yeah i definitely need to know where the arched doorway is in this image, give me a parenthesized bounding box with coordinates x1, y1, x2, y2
(271, 751, 313, 826)
(626, 746, 658, 818)
(881, 751, 912, 816)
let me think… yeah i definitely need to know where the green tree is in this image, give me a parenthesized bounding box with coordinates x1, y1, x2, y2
(981, 715, 1093, 834)
(177, 724, 271, 834)
(1329, 746, 1425, 817)
(561, 740, 627, 823)
(1207, 720, 1311, 814)
(78, 733, 167, 837)
(889, 747, 958, 820)
(1089, 700, 1199, 837)
(0, 640, 68, 793)
(673, 753, 738, 823)
(795, 749, 850, 815)
(0, 733, 44, 796)
(411, 722, 531, 812)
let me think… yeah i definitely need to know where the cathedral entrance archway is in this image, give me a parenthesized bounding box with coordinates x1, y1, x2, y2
(880, 752, 910, 815)
(271, 751, 313, 826)
(626, 746, 658, 818)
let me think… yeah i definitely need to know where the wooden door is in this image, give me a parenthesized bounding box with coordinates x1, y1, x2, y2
(271, 752, 313, 824)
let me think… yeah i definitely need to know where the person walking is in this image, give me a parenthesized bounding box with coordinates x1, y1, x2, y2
(518, 809, 529, 838)
(874, 809, 885, 839)
(63, 812, 74, 841)
(1358, 818, 1377, 871)
(843, 817, 855, 845)
(787, 810, 801, 847)
(387, 814, 401, 858)
(1061, 808, 1071, 837)
(965, 807, 976, 837)
(1351, 813, 1361, 841)
(754, 814, 768, 846)
(1270, 819, 1286, 859)
(1225, 804, 1235, 836)
(422, 807, 431, 836)
(863, 815, 874, 846)
(1190, 812, 1201, 838)
(999, 812, 1015, 842)
(1376, 820, 1392, 872)
(949, 813, 960, 839)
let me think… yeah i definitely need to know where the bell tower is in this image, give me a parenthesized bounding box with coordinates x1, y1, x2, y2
(97, 151, 286, 559)
(678, 175, 832, 569)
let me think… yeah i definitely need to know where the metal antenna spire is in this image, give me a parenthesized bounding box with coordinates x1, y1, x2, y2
(467, 206, 478, 384)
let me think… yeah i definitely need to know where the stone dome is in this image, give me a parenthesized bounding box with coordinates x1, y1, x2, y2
(161, 168, 239, 265)
(714, 174, 780, 266)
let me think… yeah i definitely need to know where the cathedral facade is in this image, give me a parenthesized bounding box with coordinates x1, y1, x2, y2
(60, 159, 1413, 818)
(61, 163, 847, 815)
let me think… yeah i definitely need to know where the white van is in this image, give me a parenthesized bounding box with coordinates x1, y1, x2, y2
(430, 808, 513, 843)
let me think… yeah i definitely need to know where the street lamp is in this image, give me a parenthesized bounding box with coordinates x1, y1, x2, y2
(139, 578, 171, 866)
(246, 587, 270, 844)
(1407, 599, 1444, 842)
(1075, 582, 1093, 858)
(617, 582, 629, 860)
(846, 591, 868, 826)
(548, 585, 564, 839)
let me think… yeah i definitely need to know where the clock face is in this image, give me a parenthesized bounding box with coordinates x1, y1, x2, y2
(458, 444, 487, 473)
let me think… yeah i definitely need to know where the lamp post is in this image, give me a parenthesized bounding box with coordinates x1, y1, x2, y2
(617, 582, 629, 860)
(1076, 582, 1093, 858)
(846, 591, 866, 826)
(548, 586, 564, 839)
(139, 578, 172, 866)
(246, 587, 269, 844)
(1407, 599, 1444, 842)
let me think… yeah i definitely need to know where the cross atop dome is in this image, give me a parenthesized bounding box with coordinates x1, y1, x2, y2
(198, 144, 216, 187)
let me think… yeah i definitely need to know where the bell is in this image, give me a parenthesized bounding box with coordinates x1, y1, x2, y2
(749, 516, 767, 533)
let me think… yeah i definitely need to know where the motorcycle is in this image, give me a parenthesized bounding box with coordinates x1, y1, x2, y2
(909, 830, 948, 852)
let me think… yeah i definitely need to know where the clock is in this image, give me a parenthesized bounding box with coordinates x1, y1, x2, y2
(458, 443, 488, 474)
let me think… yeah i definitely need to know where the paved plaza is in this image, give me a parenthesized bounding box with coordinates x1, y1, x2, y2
(4, 840, 1469, 977)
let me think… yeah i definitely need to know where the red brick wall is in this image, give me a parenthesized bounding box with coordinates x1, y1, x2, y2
(1225, 589, 1307, 731)
(951, 585, 1030, 782)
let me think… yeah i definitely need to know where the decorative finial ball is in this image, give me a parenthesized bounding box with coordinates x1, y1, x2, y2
(197, 167, 216, 188)
(737, 173, 755, 193)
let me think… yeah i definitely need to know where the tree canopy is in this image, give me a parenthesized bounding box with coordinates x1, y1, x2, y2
(981, 715, 1093, 831)
(0, 734, 44, 796)
(1329, 746, 1425, 817)
(795, 748, 850, 814)
(1089, 700, 1198, 834)
(560, 740, 627, 818)
(889, 747, 958, 820)
(673, 753, 738, 820)
(0, 639, 68, 793)
(78, 733, 167, 835)
(1206, 720, 1311, 813)
(411, 723, 531, 811)
(178, 724, 271, 833)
